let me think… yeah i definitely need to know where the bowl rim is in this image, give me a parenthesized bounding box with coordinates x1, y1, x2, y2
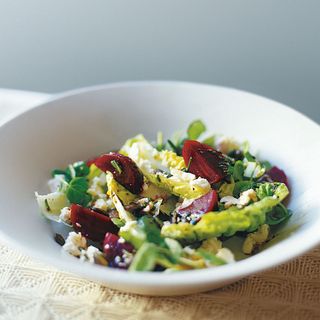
(1, 80, 320, 290)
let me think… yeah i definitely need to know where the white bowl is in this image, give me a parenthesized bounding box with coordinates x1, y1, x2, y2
(0, 82, 319, 296)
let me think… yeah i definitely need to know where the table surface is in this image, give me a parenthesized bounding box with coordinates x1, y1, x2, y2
(0, 90, 319, 320)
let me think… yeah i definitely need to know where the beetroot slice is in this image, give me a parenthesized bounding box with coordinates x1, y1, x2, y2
(182, 140, 228, 184)
(93, 153, 143, 194)
(266, 166, 289, 187)
(86, 157, 98, 167)
(177, 190, 218, 216)
(70, 204, 118, 242)
(103, 232, 134, 269)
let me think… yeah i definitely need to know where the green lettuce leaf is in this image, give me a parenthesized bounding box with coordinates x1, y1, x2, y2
(187, 120, 206, 140)
(161, 183, 289, 242)
(35, 191, 69, 221)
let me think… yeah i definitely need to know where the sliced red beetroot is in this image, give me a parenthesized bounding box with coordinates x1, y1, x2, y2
(266, 166, 289, 187)
(103, 232, 134, 269)
(182, 140, 228, 184)
(86, 157, 98, 167)
(70, 204, 118, 242)
(103, 232, 120, 261)
(93, 153, 143, 194)
(177, 190, 218, 216)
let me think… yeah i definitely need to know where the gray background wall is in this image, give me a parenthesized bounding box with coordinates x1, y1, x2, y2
(0, 0, 319, 122)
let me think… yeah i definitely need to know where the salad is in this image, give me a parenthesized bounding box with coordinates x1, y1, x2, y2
(35, 120, 291, 271)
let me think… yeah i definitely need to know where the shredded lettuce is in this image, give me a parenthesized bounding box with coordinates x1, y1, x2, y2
(120, 134, 211, 199)
(106, 172, 137, 205)
(35, 191, 69, 221)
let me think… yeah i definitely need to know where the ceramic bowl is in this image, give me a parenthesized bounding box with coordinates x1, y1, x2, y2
(0, 82, 319, 295)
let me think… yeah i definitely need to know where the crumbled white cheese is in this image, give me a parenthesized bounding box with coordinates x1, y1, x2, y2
(62, 232, 87, 257)
(220, 196, 240, 208)
(170, 168, 211, 190)
(238, 189, 258, 206)
(80, 245, 102, 263)
(122, 250, 134, 265)
(127, 141, 166, 172)
(118, 237, 125, 244)
(87, 173, 107, 198)
(220, 189, 257, 209)
(171, 168, 195, 181)
(59, 206, 71, 225)
(190, 177, 211, 189)
(92, 198, 108, 211)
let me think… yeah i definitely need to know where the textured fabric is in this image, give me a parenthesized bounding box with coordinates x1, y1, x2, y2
(0, 90, 319, 320)
(0, 242, 319, 320)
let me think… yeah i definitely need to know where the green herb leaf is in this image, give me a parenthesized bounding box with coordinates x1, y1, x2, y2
(233, 181, 255, 197)
(111, 160, 122, 174)
(187, 120, 206, 140)
(265, 203, 292, 225)
(261, 160, 272, 171)
(52, 161, 89, 183)
(167, 139, 185, 155)
(244, 151, 255, 162)
(233, 160, 244, 181)
(139, 216, 165, 247)
(72, 161, 90, 177)
(66, 177, 92, 206)
(44, 199, 51, 212)
(51, 169, 72, 182)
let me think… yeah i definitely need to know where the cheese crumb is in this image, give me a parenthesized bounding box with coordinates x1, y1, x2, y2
(62, 232, 87, 257)
(220, 189, 257, 209)
(59, 207, 71, 225)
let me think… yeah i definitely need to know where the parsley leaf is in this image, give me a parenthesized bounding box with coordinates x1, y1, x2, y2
(51, 169, 72, 182)
(261, 160, 272, 171)
(233, 181, 255, 197)
(52, 161, 89, 183)
(232, 160, 244, 181)
(66, 177, 92, 206)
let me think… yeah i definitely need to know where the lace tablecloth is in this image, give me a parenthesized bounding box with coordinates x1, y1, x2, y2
(0, 90, 319, 320)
